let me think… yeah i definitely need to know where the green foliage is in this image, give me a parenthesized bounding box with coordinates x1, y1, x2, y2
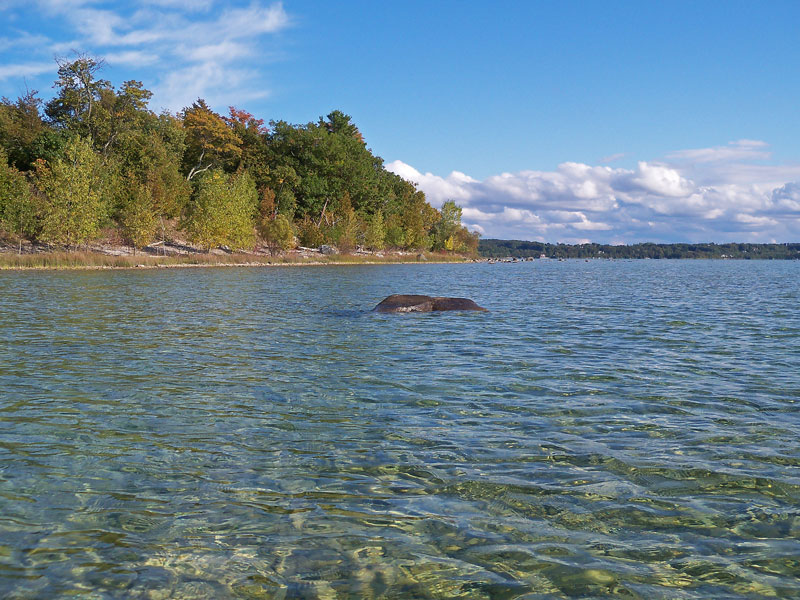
(331, 192, 359, 253)
(478, 240, 800, 260)
(259, 213, 295, 255)
(432, 200, 462, 251)
(2, 60, 454, 255)
(364, 211, 386, 251)
(16, 129, 70, 172)
(265, 112, 386, 221)
(114, 113, 190, 219)
(184, 169, 257, 250)
(225, 107, 269, 188)
(182, 100, 242, 179)
(119, 176, 157, 249)
(146, 161, 191, 220)
(384, 213, 406, 248)
(401, 190, 432, 250)
(0, 91, 46, 169)
(336, 212, 360, 254)
(45, 56, 112, 142)
(454, 226, 480, 256)
(35, 136, 104, 247)
(0, 150, 37, 237)
(296, 216, 325, 248)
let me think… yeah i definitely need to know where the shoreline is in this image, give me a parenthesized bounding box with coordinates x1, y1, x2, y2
(0, 260, 469, 272)
(0, 250, 474, 271)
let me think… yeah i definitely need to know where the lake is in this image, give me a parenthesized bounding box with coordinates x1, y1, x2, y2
(1, 260, 798, 599)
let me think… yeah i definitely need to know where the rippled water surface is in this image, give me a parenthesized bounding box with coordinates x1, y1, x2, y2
(1, 260, 799, 599)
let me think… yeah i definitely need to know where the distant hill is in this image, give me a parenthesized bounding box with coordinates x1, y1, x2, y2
(479, 239, 800, 260)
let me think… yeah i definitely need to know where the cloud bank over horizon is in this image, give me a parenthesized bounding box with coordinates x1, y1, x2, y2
(387, 140, 800, 244)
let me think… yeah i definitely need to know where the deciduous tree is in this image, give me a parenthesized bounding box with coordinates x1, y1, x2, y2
(364, 210, 386, 251)
(119, 175, 157, 251)
(182, 100, 242, 180)
(183, 169, 257, 250)
(0, 149, 37, 238)
(259, 213, 294, 255)
(35, 136, 104, 247)
(0, 90, 46, 169)
(45, 55, 111, 143)
(432, 200, 462, 251)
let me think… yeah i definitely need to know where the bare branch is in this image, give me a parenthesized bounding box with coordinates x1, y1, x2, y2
(187, 151, 212, 181)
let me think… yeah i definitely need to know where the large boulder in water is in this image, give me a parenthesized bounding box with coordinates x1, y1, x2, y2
(374, 294, 487, 313)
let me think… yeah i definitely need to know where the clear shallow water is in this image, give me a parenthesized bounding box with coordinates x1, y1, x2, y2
(0, 260, 798, 599)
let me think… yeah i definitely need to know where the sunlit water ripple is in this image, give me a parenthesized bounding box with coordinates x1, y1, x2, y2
(1, 260, 798, 599)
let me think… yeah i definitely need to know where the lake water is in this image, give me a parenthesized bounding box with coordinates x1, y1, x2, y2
(1, 260, 798, 599)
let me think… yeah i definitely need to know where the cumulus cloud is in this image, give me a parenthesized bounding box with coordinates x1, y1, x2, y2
(629, 162, 694, 197)
(4, 1, 289, 111)
(387, 141, 800, 243)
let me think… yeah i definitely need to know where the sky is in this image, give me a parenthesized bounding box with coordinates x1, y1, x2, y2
(2, 0, 800, 243)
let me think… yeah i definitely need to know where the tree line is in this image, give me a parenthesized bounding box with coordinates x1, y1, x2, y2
(0, 56, 478, 256)
(480, 239, 800, 260)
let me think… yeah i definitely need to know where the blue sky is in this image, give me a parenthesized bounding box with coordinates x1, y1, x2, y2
(2, 0, 800, 243)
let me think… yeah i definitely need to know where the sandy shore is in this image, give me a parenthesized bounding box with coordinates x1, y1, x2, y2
(0, 247, 475, 271)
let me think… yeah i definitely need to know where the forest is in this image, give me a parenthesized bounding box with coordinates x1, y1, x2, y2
(480, 239, 800, 260)
(0, 57, 479, 256)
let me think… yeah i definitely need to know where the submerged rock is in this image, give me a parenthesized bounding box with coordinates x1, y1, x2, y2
(374, 294, 487, 313)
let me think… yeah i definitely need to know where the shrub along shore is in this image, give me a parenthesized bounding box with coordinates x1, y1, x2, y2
(0, 56, 479, 261)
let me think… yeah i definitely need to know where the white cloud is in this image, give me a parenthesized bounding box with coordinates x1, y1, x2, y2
(214, 2, 289, 38)
(11, 0, 290, 111)
(387, 141, 800, 243)
(630, 162, 693, 197)
(183, 41, 252, 63)
(142, 0, 213, 10)
(0, 61, 55, 81)
(0, 32, 51, 52)
(599, 152, 625, 164)
(384, 161, 477, 206)
(667, 139, 771, 163)
(105, 50, 160, 67)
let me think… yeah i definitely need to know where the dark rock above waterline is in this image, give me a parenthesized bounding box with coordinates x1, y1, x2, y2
(374, 294, 487, 313)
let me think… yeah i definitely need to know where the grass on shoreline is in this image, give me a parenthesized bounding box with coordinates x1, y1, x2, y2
(0, 249, 471, 270)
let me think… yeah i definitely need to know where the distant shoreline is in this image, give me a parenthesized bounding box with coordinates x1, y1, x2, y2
(480, 239, 800, 260)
